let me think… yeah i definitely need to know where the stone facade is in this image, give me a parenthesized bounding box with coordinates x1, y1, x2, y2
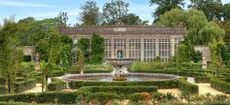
(59, 25, 186, 62)
(21, 46, 34, 61)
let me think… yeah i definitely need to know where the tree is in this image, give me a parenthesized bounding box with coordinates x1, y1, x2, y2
(188, 0, 223, 21)
(198, 22, 225, 45)
(41, 29, 60, 91)
(150, 0, 185, 22)
(80, 1, 100, 26)
(0, 20, 22, 94)
(102, 0, 129, 24)
(121, 13, 148, 25)
(77, 38, 91, 63)
(209, 41, 224, 76)
(157, 8, 186, 26)
(58, 12, 68, 27)
(76, 48, 85, 75)
(91, 33, 104, 64)
(223, 3, 230, 21)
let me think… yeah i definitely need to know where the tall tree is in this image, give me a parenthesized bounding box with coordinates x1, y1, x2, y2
(58, 12, 68, 27)
(188, 0, 223, 21)
(0, 20, 22, 94)
(76, 48, 85, 74)
(150, 0, 185, 22)
(80, 1, 100, 26)
(77, 38, 91, 63)
(157, 8, 186, 26)
(121, 13, 149, 25)
(223, 3, 230, 21)
(91, 33, 104, 64)
(102, 0, 129, 24)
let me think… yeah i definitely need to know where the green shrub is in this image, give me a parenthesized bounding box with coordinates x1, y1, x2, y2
(69, 80, 178, 89)
(177, 77, 198, 94)
(128, 93, 145, 102)
(78, 86, 157, 94)
(210, 78, 230, 94)
(14, 79, 36, 93)
(194, 76, 210, 83)
(47, 78, 66, 91)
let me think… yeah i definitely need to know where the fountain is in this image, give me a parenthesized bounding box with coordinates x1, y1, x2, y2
(105, 50, 134, 81)
(61, 50, 178, 82)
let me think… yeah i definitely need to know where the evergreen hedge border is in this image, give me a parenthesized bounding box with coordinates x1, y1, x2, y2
(69, 80, 178, 89)
(14, 79, 36, 93)
(47, 78, 66, 91)
(78, 86, 157, 94)
(210, 78, 230, 94)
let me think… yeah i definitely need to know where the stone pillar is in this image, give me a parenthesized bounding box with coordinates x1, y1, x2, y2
(111, 38, 115, 58)
(126, 37, 130, 58)
(170, 36, 175, 56)
(155, 38, 159, 57)
(141, 37, 144, 61)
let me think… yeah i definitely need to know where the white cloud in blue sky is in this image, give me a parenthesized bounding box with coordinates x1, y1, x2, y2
(0, 0, 229, 26)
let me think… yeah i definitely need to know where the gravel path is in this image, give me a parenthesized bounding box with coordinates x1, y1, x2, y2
(196, 83, 229, 95)
(23, 83, 42, 93)
(158, 88, 181, 97)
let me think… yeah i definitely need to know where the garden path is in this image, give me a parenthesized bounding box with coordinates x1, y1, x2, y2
(23, 83, 42, 93)
(196, 83, 229, 96)
(158, 88, 181, 97)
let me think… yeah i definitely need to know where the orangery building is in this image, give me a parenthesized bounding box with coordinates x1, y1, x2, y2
(59, 25, 186, 62)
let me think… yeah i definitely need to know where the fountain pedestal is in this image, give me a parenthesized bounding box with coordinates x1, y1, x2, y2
(105, 58, 134, 81)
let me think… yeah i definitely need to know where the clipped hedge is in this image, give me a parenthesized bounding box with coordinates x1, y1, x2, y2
(47, 78, 66, 91)
(14, 79, 36, 93)
(49, 70, 65, 77)
(0, 85, 7, 94)
(69, 64, 113, 74)
(177, 77, 198, 94)
(0, 91, 78, 104)
(78, 86, 157, 94)
(194, 76, 210, 83)
(69, 80, 178, 89)
(0, 78, 6, 85)
(0, 93, 36, 103)
(210, 78, 230, 94)
(36, 91, 77, 104)
(129, 70, 206, 77)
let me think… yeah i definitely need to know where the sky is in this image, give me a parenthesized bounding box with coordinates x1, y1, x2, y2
(0, 0, 229, 26)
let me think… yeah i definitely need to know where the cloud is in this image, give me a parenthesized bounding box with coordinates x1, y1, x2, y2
(0, 1, 58, 8)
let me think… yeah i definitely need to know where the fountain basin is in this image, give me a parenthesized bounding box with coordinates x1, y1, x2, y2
(61, 73, 178, 82)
